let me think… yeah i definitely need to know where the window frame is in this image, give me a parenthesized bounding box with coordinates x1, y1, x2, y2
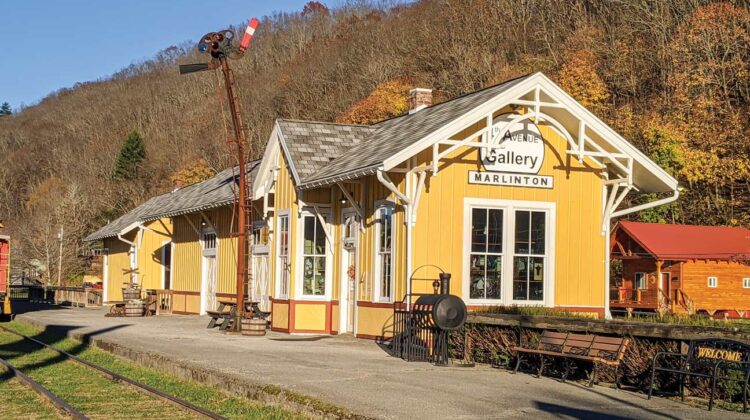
(744, 277, 750, 289)
(160, 240, 173, 290)
(635, 272, 647, 290)
(462, 198, 556, 307)
(373, 201, 397, 303)
(467, 207, 505, 301)
(295, 208, 332, 301)
(707, 276, 718, 288)
(275, 209, 291, 299)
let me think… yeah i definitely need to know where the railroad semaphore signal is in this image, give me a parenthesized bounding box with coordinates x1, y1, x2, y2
(180, 18, 259, 333)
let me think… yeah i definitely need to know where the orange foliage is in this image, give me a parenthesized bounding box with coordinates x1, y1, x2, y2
(169, 159, 216, 187)
(556, 50, 610, 115)
(336, 78, 411, 125)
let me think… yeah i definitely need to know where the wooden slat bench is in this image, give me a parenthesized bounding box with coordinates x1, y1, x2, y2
(511, 330, 630, 387)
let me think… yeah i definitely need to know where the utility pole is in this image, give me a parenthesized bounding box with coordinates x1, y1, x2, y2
(57, 225, 63, 287)
(180, 19, 259, 332)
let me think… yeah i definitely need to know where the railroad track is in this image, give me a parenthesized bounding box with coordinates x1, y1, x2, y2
(0, 325, 227, 420)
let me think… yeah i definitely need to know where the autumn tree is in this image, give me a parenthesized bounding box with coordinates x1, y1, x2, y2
(336, 78, 411, 125)
(170, 159, 216, 188)
(112, 130, 146, 180)
(556, 50, 611, 116)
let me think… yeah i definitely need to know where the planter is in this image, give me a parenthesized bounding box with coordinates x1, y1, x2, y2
(124, 302, 145, 317)
(122, 288, 141, 301)
(241, 318, 267, 336)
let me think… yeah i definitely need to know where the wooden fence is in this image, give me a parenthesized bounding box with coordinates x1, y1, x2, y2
(9, 285, 103, 307)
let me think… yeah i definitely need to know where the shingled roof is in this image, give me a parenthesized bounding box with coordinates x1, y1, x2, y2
(276, 120, 375, 185)
(85, 161, 260, 241)
(141, 160, 260, 221)
(84, 193, 173, 241)
(295, 74, 531, 188)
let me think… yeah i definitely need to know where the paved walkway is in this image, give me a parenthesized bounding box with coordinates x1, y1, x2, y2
(14, 305, 744, 419)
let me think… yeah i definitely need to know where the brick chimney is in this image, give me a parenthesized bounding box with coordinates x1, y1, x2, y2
(408, 88, 432, 114)
(173, 179, 184, 191)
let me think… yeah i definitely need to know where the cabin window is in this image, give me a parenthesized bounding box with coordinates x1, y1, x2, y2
(469, 208, 504, 300)
(635, 272, 647, 290)
(301, 214, 328, 296)
(744, 278, 750, 289)
(252, 221, 270, 254)
(276, 213, 290, 298)
(513, 210, 546, 301)
(374, 204, 395, 301)
(708, 276, 718, 288)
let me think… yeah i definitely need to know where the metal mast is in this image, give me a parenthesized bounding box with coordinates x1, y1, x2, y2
(180, 19, 259, 332)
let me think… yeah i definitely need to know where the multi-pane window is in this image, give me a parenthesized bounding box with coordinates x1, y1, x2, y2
(277, 215, 290, 298)
(469, 208, 503, 300)
(707, 276, 718, 288)
(512, 210, 546, 301)
(635, 272, 646, 290)
(375, 206, 394, 301)
(744, 278, 750, 289)
(302, 215, 327, 296)
(202, 231, 217, 251)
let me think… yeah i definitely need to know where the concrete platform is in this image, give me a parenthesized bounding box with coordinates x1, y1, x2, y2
(14, 305, 744, 419)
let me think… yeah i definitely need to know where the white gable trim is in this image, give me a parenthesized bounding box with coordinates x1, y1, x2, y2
(382, 72, 678, 194)
(253, 122, 282, 199)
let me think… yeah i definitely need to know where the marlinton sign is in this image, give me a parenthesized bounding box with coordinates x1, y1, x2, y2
(472, 114, 552, 189)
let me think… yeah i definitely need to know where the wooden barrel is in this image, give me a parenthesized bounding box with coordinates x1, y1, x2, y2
(124, 302, 144, 317)
(122, 288, 140, 300)
(241, 318, 266, 336)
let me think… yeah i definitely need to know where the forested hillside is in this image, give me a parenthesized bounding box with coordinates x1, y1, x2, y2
(1, 0, 749, 282)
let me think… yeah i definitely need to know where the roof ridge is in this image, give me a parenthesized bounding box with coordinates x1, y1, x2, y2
(276, 118, 374, 128)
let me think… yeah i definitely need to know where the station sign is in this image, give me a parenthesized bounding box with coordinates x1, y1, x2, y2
(470, 114, 552, 189)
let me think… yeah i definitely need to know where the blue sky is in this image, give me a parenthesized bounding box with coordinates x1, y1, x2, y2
(0, 1, 343, 109)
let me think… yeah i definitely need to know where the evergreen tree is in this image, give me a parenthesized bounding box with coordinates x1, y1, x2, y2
(0, 102, 11, 116)
(112, 130, 146, 180)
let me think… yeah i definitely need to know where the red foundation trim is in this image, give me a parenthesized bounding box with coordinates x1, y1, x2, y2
(356, 301, 392, 309)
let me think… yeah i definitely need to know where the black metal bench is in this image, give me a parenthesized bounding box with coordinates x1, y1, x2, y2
(649, 338, 750, 412)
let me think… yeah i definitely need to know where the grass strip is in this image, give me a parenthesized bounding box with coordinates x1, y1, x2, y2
(3, 321, 304, 419)
(0, 373, 62, 419)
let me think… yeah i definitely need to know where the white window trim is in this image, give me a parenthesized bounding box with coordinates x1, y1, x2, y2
(462, 198, 556, 307)
(102, 248, 109, 303)
(744, 277, 750, 289)
(199, 227, 219, 315)
(635, 272, 647, 290)
(252, 220, 270, 255)
(275, 209, 291, 299)
(160, 240, 173, 290)
(707, 276, 718, 288)
(373, 201, 397, 303)
(295, 208, 333, 301)
(129, 245, 138, 285)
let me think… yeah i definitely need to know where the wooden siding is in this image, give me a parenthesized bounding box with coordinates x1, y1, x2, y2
(136, 218, 172, 290)
(681, 260, 750, 312)
(103, 237, 132, 302)
(172, 214, 202, 292)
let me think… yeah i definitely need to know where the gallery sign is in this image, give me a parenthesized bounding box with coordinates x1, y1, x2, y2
(472, 114, 552, 189)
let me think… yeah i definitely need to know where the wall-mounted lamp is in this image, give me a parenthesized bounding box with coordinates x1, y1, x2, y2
(340, 192, 355, 205)
(200, 218, 207, 227)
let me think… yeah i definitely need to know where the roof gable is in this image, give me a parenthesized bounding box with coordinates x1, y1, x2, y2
(615, 221, 750, 261)
(276, 119, 374, 185)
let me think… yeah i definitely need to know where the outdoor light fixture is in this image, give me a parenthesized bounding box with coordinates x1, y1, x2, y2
(340, 196, 348, 205)
(200, 218, 207, 227)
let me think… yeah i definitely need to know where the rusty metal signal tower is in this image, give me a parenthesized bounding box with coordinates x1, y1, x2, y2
(180, 19, 259, 332)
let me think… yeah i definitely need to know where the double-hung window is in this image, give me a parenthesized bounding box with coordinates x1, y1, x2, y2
(469, 208, 503, 300)
(744, 278, 750, 289)
(512, 210, 547, 301)
(276, 213, 290, 298)
(707, 276, 718, 288)
(375, 204, 395, 301)
(302, 214, 327, 296)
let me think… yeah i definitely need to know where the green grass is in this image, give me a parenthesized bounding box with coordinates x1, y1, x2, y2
(1, 321, 304, 419)
(473, 305, 592, 318)
(0, 374, 61, 419)
(611, 313, 750, 330)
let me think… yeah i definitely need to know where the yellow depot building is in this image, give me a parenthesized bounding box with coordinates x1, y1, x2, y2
(87, 72, 678, 339)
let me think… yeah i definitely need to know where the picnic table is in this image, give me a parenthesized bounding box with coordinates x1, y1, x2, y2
(206, 300, 260, 330)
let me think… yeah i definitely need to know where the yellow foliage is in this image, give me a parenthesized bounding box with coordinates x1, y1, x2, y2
(27, 177, 66, 211)
(169, 159, 216, 187)
(556, 50, 610, 115)
(336, 78, 411, 125)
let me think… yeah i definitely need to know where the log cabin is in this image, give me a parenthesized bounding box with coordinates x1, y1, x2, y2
(610, 221, 750, 318)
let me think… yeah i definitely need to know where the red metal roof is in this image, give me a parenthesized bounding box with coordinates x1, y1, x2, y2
(616, 221, 750, 260)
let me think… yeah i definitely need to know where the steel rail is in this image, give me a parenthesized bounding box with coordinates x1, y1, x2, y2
(0, 353, 88, 419)
(0, 326, 227, 420)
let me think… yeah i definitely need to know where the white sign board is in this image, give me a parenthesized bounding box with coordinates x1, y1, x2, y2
(468, 171, 553, 189)
(480, 114, 545, 174)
